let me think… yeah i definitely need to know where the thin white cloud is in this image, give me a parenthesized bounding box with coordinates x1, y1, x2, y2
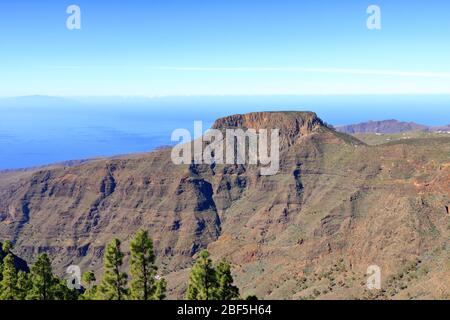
(39, 66, 82, 70)
(149, 66, 450, 79)
(37, 65, 450, 79)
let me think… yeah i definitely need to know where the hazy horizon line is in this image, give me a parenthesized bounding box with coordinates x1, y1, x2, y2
(2, 93, 450, 99)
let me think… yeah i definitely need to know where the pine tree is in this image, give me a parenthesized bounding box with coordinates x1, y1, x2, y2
(215, 259, 240, 300)
(81, 270, 97, 300)
(27, 253, 58, 300)
(2, 240, 11, 254)
(98, 239, 128, 300)
(0, 254, 18, 300)
(83, 270, 96, 287)
(16, 271, 30, 300)
(153, 277, 167, 300)
(0, 241, 11, 283)
(129, 229, 160, 300)
(54, 278, 79, 300)
(186, 250, 218, 300)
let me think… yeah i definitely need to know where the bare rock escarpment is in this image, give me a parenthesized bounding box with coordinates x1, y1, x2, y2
(0, 111, 448, 299)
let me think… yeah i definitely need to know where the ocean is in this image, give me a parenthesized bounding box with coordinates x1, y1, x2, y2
(1, 95, 449, 170)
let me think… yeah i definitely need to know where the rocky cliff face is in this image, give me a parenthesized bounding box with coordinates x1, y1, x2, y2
(211, 111, 326, 147)
(0, 112, 448, 299)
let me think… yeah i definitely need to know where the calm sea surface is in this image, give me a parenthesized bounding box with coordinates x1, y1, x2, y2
(0, 104, 216, 169)
(1, 95, 449, 170)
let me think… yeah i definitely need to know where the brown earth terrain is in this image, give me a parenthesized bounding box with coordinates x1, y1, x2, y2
(336, 119, 450, 135)
(0, 111, 449, 299)
(336, 119, 428, 134)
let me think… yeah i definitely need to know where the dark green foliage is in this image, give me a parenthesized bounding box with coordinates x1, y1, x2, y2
(27, 253, 59, 300)
(0, 251, 77, 300)
(130, 229, 157, 300)
(186, 250, 242, 300)
(2, 241, 12, 254)
(153, 277, 167, 300)
(0, 241, 10, 283)
(16, 271, 30, 300)
(0, 255, 3, 283)
(186, 250, 218, 300)
(98, 239, 128, 300)
(54, 278, 79, 300)
(0, 233, 242, 300)
(0, 254, 18, 300)
(216, 259, 240, 300)
(82, 270, 96, 287)
(81, 270, 97, 300)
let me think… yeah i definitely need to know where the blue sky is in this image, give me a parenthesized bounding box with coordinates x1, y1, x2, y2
(1, 0, 450, 96)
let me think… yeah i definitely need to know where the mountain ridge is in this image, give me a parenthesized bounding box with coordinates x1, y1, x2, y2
(336, 119, 450, 134)
(0, 111, 448, 299)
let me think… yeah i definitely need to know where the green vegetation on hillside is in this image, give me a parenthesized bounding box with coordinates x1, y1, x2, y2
(353, 131, 450, 145)
(186, 250, 240, 300)
(0, 234, 246, 301)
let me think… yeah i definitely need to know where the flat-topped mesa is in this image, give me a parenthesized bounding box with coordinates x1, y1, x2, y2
(211, 111, 325, 147)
